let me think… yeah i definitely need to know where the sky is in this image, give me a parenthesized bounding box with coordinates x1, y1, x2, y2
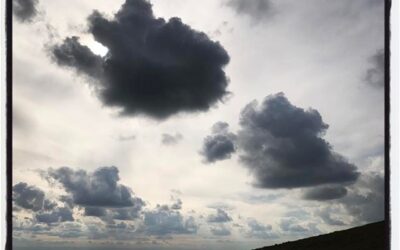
(12, 0, 385, 249)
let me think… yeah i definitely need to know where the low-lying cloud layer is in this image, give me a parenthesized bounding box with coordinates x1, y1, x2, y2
(14, 166, 201, 242)
(51, 0, 230, 119)
(237, 93, 360, 189)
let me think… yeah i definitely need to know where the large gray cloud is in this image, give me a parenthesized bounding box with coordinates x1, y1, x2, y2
(365, 49, 384, 88)
(200, 122, 237, 163)
(13, 182, 45, 211)
(141, 205, 198, 236)
(43, 166, 145, 209)
(207, 208, 232, 223)
(237, 93, 360, 188)
(13, 0, 39, 22)
(303, 186, 348, 201)
(13, 182, 55, 212)
(51, 0, 230, 120)
(226, 0, 274, 22)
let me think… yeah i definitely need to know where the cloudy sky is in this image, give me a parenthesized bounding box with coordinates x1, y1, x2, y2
(12, 0, 385, 249)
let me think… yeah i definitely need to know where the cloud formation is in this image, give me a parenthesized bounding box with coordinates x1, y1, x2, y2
(303, 186, 348, 201)
(200, 122, 237, 163)
(13, 0, 39, 22)
(340, 172, 384, 223)
(142, 205, 198, 236)
(13, 182, 46, 211)
(161, 133, 183, 145)
(51, 0, 230, 119)
(226, 0, 274, 22)
(13, 182, 57, 212)
(35, 207, 74, 224)
(244, 218, 276, 239)
(207, 208, 232, 223)
(237, 93, 359, 188)
(210, 225, 231, 236)
(365, 49, 384, 88)
(44, 166, 145, 208)
(315, 207, 346, 226)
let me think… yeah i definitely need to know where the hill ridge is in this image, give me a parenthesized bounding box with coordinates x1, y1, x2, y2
(254, 221, 386, 250)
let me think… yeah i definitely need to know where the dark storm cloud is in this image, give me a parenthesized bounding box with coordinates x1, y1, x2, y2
(51, 0, 230, 120)
(303, 186, 348, 201)
(201, 122, 237, 163)
(13, 0, 38, 22)
(35, 207, 74, 224)
(226, 0, 274, 22)
(207, 208, 232, 223)
(43, 166, 145, 208)
(13, 182, 56, 212)
(52, 37, 103, 78)
(340, 172, 384, 223)
(365, 49, 384, 88)
(161, 133, 183, 145)
(13, 182, 45, 211)
(237, 93, 359, 189)
(141, 205, 198, 236)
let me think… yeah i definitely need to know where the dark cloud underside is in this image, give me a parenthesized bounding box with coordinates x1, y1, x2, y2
(238, 93, 359, 188)
(303, 186, 348, 201)
(13, 0, 38, 22)
(51, 0, 230, 119)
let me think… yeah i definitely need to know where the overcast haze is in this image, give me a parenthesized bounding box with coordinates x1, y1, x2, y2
(12, 0, 385, 249)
